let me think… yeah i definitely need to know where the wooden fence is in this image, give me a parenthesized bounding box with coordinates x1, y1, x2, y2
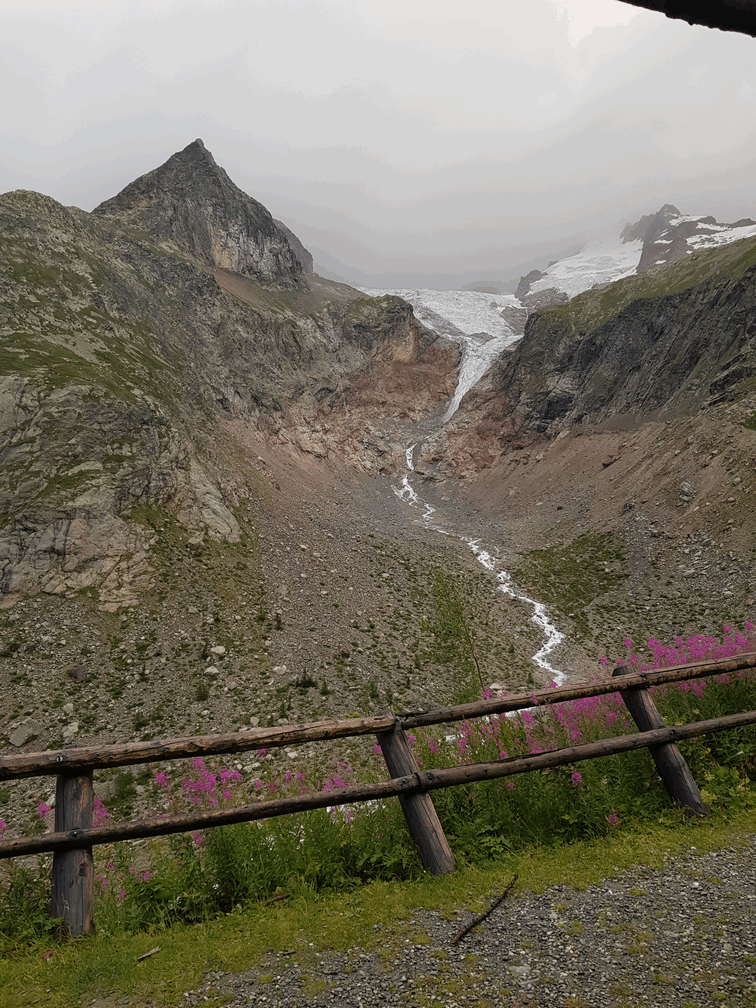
(1, 653, 755, 936)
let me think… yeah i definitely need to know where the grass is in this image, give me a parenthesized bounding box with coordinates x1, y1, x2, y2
(1, 806, 754, 1008)
(510, 532, 626, 641)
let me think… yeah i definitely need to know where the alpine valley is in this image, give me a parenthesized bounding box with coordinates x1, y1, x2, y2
(2, 141, 755, 818)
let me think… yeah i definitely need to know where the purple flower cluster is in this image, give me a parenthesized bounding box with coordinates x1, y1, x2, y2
(605, 623, 755, 672)
(175, 758, 243, 808)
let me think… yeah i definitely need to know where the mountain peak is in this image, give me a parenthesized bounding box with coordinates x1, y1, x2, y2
(93, 141, 307, 289)
(621, 204, 681, 245)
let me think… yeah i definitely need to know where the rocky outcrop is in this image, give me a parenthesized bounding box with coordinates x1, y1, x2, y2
(276, 297, 459, 473)
(273, 219, 314, 273)
(0, 375, 244, 609)
(621, 203, 681, 246)
(480, 240, 756, 438)
(0, 146, 458, 609)
(515, 269, 543, 299)
(519, 287, 568, 311)
(93, 139, 306, 290)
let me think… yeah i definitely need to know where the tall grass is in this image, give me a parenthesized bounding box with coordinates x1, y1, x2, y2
(1, 626, 755, 948)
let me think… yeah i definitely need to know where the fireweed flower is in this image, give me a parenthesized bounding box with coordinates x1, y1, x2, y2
(570, 771, 582, 787)
(93, 798, 110, 827)
(37, 802, 51, 821)
(606, 812, 620, 827)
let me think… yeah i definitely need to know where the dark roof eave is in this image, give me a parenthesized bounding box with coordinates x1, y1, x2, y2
(619, 0, 756, 37)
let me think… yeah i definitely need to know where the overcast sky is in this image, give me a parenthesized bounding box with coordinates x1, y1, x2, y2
(2, 0, 755, 288)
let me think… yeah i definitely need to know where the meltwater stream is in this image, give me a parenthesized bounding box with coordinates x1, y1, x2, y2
(393, 442, 566, 686)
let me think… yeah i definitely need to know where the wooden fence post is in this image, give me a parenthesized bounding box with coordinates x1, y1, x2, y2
(375, 719, 455, 875)
(613, 665, 709, 817)
(50, 772, 94, 935)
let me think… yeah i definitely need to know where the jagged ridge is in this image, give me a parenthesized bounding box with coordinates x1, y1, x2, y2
(93, 139, 307, 290)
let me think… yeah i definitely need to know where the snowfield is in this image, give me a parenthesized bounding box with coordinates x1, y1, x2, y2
(527, 237, 643, 299)
(684, 220, 756, 250)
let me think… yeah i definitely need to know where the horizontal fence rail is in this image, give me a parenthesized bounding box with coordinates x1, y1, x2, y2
(398, 653, 756, 729)
(1, 655, 753, 780)
(0, 714, 397, 781)
(1, 652, 754, 934)
(1, 707, 754, 860)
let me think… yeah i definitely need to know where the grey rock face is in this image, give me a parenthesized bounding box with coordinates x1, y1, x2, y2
(0, 148, 457, 611)
(273, 219, 314, 273)
(8, 719, 42, 747)
(486, 244, 756, 435)
(520, 287, 568, 311)
(621, 203, 681, 245)
(515, 269, 544, 299)
(93, 139, 306, 290)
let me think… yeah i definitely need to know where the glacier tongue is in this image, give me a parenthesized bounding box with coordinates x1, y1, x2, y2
(360, 286, 523, 420)
(360, 204, 756, 420)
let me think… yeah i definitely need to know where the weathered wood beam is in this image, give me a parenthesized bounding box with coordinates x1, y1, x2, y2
(49, 773, 94, 935)
(400, 654, 756, 730)
(375, 718, 455, 875)
(1, 655, 752, 782)
(613, 665, 709, 816)
(0, 713, 396, 781)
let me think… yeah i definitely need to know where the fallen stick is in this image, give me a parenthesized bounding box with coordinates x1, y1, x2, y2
(136, 946, 160, 962)
(450, 874, 518, 945)
(264, 893, 290, 905)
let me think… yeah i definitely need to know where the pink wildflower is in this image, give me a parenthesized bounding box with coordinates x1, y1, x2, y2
(93, 798, 110, 827)
(571, 771, 582, 787)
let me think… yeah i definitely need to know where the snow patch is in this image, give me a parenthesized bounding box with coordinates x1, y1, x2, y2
(528, 237, 643, 299)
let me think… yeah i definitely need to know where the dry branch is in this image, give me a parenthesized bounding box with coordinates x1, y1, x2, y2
(451, 874, 518, 944)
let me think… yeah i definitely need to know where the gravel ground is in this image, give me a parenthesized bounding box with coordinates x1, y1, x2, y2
(184, 837, 756, 1008)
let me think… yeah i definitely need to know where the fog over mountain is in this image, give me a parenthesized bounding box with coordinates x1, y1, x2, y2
(2, 0, 755, 289)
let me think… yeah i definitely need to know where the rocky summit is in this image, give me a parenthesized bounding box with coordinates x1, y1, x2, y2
(1, 143, 756, 833)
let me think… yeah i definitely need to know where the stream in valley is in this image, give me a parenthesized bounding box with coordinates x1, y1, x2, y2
(389, 321, 566, 686)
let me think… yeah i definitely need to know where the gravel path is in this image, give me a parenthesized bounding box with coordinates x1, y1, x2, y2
(185, 837, 756, 1008)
